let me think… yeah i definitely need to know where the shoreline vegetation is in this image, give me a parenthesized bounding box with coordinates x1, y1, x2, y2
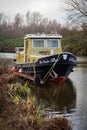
(77, 61, 87, 64)
(0, 65, 72, 130)
(0, 33, 87, 56)
(0, 12, 87, 56)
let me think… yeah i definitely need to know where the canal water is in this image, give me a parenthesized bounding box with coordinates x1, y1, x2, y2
(34, 64, 87, 130)
(0, 53, 87, 130)
(69, 64, 87, 130)
(0, 53, 16, 59)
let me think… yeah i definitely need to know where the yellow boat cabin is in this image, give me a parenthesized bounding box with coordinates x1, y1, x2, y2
(16, 34, 63, 63)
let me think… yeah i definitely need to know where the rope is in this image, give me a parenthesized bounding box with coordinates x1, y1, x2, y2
(25, 63, 30, 74)
(41, 53, 63, 84)
(32, 62, 36, 78)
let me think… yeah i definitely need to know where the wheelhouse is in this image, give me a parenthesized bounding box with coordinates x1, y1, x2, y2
(16, 34, 63, 63)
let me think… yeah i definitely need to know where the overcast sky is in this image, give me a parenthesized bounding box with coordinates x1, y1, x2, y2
(0, 0, 66, 24)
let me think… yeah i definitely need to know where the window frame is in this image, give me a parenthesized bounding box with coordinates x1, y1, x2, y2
(32, 39, 45, 48)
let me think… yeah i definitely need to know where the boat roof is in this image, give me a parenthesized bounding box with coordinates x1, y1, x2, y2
(24, 34, 63, 39)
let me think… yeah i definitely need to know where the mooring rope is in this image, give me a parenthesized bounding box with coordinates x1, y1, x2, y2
(32, 62, 36, 78)
(26, 63, 30, 74)
(41, 53, 63, 84)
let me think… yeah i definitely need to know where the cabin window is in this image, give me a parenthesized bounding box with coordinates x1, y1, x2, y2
(46, 39, 58, 48)
(32, 39, 44, 48)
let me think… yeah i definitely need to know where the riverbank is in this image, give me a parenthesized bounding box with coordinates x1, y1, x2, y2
(0, 66, 72, 130)
(77, 61, 87, 64)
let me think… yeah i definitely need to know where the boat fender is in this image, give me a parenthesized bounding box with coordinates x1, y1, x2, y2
(11, 67, 17, 72)
(19, 68, 22, 73)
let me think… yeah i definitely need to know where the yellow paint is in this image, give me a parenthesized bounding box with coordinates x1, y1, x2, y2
(16, 34, 63, 63)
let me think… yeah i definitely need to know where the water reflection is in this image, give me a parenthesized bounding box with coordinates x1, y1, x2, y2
(34, 78, 76, 115)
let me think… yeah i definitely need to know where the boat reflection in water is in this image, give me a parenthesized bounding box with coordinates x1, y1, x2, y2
(34, 78, 76, 116)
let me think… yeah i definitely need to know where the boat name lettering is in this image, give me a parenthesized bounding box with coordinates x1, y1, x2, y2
(39, 58, 56, 64)
(69, 58, 75, 62)
(51, 58, 55, 62)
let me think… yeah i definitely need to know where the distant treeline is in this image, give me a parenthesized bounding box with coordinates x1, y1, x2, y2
(0, 12, 87, 56)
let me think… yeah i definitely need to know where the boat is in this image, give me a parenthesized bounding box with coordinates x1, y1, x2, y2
(13, 34, 77, 84)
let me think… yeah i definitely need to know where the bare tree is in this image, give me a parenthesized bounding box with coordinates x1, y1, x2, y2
(13, 13, 23, 28)
(40, 18, 48, 26)
(26, 11, 31, 26)
(63, 0, 87, 26)
(0, 13, 7, 25)
(31, 12, 42, 25)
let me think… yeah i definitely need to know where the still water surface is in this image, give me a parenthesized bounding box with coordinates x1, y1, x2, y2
(0, 53, 16, 59)
(34, 64, 87, 130)
(0, 53, 87, 130)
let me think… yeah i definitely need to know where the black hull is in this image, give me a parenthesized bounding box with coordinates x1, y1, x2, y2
(14, 52, 77, 82)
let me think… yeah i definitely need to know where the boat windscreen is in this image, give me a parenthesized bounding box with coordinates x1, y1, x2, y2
(32, 39, 44, 48)
(46, 39, 58, 48)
